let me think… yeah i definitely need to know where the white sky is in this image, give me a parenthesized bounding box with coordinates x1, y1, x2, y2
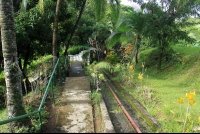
(120, 0, 200, 17)
(120, 0, 140, 11)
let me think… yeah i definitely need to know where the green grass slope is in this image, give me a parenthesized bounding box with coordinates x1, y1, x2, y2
(96, 46, 200, 132)
(134, 46, 200, 132)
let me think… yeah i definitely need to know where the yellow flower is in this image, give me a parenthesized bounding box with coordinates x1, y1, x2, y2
(129, 65, 133, 71)
(142, 62, 145, 68)
(189, 99, 197, 105)
(178, 97, 184, 104)
(138, 73, 143, 80)
(199, 117, 200, 122)
(186, 92, 196, 101)
(131, 75, 134, 78)
(39, 81, 43, 85)
(131, 70, 134, 74)
(191, 91, 196, 97)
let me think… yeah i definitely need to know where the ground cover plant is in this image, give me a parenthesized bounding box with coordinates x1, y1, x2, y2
(0, 83, 64, 133)
(1, 0, 200, 132)
(85, 61, 106, 132)
(94, 46, 200, 133)
(0, 54, 67, 133)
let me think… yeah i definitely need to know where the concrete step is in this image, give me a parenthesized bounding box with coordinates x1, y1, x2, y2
(54, 76, 94, 133)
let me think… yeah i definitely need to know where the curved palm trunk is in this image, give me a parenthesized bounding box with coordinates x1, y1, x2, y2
(0, 0, 31, 132)
(135, 35, 141, 64)
(64, 0, 87, 56)
(52, 0, 62, 67)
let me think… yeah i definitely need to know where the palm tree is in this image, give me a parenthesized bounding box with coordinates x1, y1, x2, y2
(64, 0, 87, 56)
(18, 0, 44, 104)
(63, 0, 121, 56)
(107, 8, 146, 64)
(52, 0, 62, 67)
(140, 0, 200, 70)
(0, 0, 32, 132)
(21, 0, 121, 64)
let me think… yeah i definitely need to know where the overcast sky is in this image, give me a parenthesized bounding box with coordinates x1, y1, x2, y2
(120, 0, 141, 11)
(120, 0, 199, 16)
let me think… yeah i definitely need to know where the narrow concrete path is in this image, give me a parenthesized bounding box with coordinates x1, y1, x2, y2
(54, 61, 94, 133)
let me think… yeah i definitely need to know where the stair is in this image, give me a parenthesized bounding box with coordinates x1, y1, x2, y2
(54, 61, 94, 133)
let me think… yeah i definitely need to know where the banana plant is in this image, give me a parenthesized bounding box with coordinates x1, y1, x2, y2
(107, 8, 146, 64)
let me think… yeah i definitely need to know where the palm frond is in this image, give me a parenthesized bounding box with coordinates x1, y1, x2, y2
(109, 0, 121, 27)
(116, 19, 133, 32)
(107, 30, 135, 49)
(93, 0, 107, 21)
(107, 32, 123, 48)
(177, 0, 189, 9)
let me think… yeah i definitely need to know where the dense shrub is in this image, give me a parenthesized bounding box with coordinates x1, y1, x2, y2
(67, 45, 89, 55)
(82, 51, 90, 64)
(0, 71, 5, 109)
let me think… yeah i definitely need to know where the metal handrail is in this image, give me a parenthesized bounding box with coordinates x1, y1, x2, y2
(0, 57, 66, 133)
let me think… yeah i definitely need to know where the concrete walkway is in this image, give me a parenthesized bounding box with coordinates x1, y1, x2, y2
(54, 61, 94, 133)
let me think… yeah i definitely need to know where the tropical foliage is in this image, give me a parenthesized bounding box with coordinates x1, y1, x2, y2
(0, 0, 200, 132)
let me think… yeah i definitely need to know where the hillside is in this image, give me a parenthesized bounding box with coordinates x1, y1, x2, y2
(98, 46, 200, 132)
(133, 46, 200, 132)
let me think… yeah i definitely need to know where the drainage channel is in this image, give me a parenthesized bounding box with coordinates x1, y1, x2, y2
(100, 71, 153, 133)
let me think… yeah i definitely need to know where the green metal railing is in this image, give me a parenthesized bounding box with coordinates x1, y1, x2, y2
(0, 58, 65, 133)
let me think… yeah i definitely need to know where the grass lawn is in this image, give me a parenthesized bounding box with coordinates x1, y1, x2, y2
(96, 46, 200, 133)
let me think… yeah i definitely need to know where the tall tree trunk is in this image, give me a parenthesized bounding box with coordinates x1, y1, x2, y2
(135, 35, 141, 64)
(22, 44, 31, 93)
(0, 0, 32, 132)
(64, 0, 87, 56)
(135, 48, 138, 64)
(157, 40, 164, 70)
(52, 0, 62, 67)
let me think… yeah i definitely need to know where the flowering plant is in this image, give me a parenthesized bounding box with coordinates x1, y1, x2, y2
(105, 51, 118, 75)
(178, 91, 198, 132)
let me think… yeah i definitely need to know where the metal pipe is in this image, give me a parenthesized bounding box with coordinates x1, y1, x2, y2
(51, 81, 55, 105)
(38, 112, 43, 133)
(58, 61, 62, 86)
(105, 81, 142, 133)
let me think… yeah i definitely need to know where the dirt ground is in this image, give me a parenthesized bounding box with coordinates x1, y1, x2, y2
(92, 100, 104, 133)
(43, 85, 64, 133)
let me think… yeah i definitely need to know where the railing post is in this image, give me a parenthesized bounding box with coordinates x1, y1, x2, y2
(38, 112, 43, 133)
(59, 61, 62, 86)
(51, 81, 55, 105)
(54, 72, 56, 86)
(64, 56, 67, 78)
